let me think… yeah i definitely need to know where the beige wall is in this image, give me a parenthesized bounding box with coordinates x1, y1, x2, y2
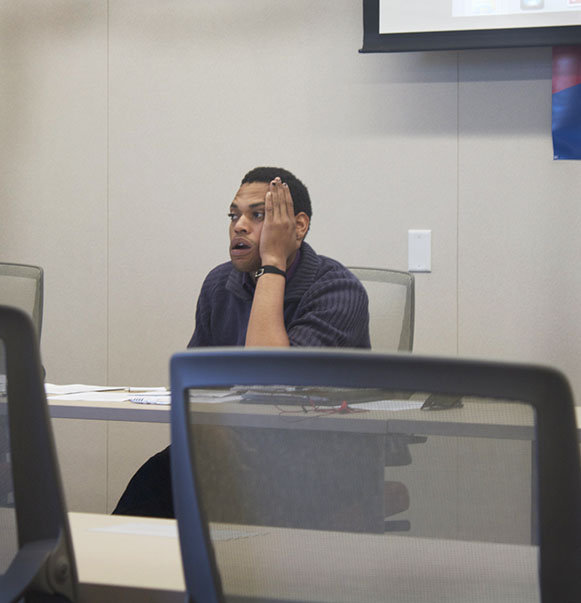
(1, 1, 580, 401)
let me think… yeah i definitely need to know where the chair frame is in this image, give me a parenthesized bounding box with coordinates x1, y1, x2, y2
(0, 263, 44, 339)
(0, 306, 76, 603)
(347, 266, 414, 351)
(171, 347, 581, 603)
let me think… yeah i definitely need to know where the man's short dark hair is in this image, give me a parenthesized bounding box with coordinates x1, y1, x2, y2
(241, 167, 312, 220)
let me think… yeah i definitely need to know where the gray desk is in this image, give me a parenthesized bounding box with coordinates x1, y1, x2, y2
(48, 394, 581, 437)
(49, 396, 581, 540)
(48, 396, 172, 514)
(48, 396, 170, 423)
(69, 512, 540, 603)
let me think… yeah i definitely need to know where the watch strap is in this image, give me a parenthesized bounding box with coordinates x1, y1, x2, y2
(255, 265, 287, 279)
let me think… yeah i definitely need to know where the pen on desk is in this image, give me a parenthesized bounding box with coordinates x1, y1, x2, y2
(129, 396, 170, 405)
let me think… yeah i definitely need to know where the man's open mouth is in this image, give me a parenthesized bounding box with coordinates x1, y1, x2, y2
(231, 239, 252, 256)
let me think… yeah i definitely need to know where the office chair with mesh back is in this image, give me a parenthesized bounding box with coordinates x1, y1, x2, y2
(0, 305, 77, 603)
(348, 266, 418, 528)
(0, 264, 44, 340)
(347, 267, 414, 352)
(170, 348, 581, 603)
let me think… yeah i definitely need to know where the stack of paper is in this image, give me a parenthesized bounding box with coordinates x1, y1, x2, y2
(45, 384, 171, 405)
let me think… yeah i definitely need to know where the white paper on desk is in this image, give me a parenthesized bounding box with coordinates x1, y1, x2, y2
(349, 400, 425, 411)
(48, 391, 134, 402)
(210, 527, 261, 541)
(91, 523, 178, 538)
(45, 383, 124, 396)
(188, 390, 244, 404)
(91, 523, 260, 541)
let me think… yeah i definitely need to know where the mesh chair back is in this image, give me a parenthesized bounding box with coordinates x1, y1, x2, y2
(0, 263, 44, 339)
(0, 305, 77, 602)
(348, 267, 414, 351)
(170, 348, 581, 603)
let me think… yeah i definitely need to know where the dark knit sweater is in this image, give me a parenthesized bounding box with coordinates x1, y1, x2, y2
(112, 244, 370, 519)
(188, 242, 370, 348)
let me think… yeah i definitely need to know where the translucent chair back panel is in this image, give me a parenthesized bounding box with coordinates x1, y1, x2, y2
(347, 267, 414, 351)
(171, 350, 581, 603)
(0, 278, 36, 316)
(0, 264, 44, 338)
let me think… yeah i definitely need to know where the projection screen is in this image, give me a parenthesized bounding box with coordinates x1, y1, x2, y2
(362, 0, 581, 52)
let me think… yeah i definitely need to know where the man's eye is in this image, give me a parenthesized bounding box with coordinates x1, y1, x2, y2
(253, 212, 265, 220)
(227, 213, 238, 221)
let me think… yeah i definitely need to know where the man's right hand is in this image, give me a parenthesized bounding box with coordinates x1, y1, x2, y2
(259, 177, 298, 270)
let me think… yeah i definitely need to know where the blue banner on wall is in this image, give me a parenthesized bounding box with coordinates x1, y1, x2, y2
(552, 46, 581, 160)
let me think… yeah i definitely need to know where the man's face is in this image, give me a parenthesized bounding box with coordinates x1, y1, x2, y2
(228, 182, 270, 273)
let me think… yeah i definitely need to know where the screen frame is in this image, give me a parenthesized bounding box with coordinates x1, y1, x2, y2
(361, 0, 581, 53)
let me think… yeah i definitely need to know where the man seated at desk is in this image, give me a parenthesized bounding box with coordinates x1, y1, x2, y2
(113, 166, 371, 518)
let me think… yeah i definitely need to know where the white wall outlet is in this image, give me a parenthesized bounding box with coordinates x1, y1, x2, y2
(408, 229, 431, 273)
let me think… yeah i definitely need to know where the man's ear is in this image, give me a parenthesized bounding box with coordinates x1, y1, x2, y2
(295, 212, 310, 243)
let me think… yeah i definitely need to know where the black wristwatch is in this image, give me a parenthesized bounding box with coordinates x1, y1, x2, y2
(255, 265, 287, 279)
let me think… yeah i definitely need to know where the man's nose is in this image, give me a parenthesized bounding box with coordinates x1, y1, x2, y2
(234, 215, 251, 232)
